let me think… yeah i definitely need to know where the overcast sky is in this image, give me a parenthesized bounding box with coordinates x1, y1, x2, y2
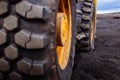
(97, 0, 120, 13)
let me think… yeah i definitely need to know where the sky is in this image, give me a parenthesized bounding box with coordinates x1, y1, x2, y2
(97, 0, 120, 13)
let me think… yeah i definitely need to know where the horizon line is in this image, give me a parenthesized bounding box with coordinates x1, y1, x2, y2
(97, 8, 120, 14)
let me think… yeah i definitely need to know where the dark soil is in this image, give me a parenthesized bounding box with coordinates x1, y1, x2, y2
(71, 14, 120, 80)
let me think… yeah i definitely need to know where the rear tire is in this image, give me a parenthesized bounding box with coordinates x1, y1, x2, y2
(76, 0, 96, 52)
(0, 0, 76, 80)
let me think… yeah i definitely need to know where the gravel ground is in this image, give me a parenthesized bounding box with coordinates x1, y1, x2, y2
(71, 14, 120, 80)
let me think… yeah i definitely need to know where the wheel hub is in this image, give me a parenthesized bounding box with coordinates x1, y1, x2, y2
(56, 13, 68, 46)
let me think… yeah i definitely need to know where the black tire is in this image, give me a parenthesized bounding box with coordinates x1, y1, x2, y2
(0, 0, 76, 80)
(76, 0, 96, 52)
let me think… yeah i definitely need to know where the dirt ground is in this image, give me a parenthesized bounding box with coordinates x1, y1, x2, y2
(71, 14, 120, 80)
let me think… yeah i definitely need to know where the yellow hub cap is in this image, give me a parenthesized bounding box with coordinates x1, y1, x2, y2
(56, 0, 71, 70)
(57, 13, 68, 46)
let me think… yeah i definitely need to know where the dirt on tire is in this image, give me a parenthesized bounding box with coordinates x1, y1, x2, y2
(71, 13, 120, 80)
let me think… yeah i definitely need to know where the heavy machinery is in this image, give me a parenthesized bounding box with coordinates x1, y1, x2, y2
(0, 0, 97, 80)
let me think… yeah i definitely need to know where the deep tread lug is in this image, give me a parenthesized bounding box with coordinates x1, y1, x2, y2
(9, 72, 22, 80)
(16, 1, 32, 17)
(84, 2, 92, 7)
(4, 44, 18, 60)
(26, 33, 48, 49)
(17, 58, 32, 74)
(29, 60, 49, 75)
(80, 40, 89, 46)
(0, 1, 8, 16)
(80, 23, 90, 29)
(15, 30, 48, 49)
(16, 1, 49, 19)
(0, 58, 10, 72)
(82, 14, 90, 20)
(26, 5, 49, 19)
(15, 30, 31, 48)
(3, 15, 18, 31)
(82, 6, 92, 13)
(0, 30, 7, 45)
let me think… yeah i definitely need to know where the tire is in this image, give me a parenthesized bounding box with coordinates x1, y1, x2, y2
(0, 0, 76, 80)
(76, 0, 96, 52)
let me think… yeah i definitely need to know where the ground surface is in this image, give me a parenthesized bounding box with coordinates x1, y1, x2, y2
(71, 14, 120, 80)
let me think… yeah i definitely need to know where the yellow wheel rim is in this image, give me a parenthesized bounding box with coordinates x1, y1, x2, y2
(56, 0, 72, 70)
